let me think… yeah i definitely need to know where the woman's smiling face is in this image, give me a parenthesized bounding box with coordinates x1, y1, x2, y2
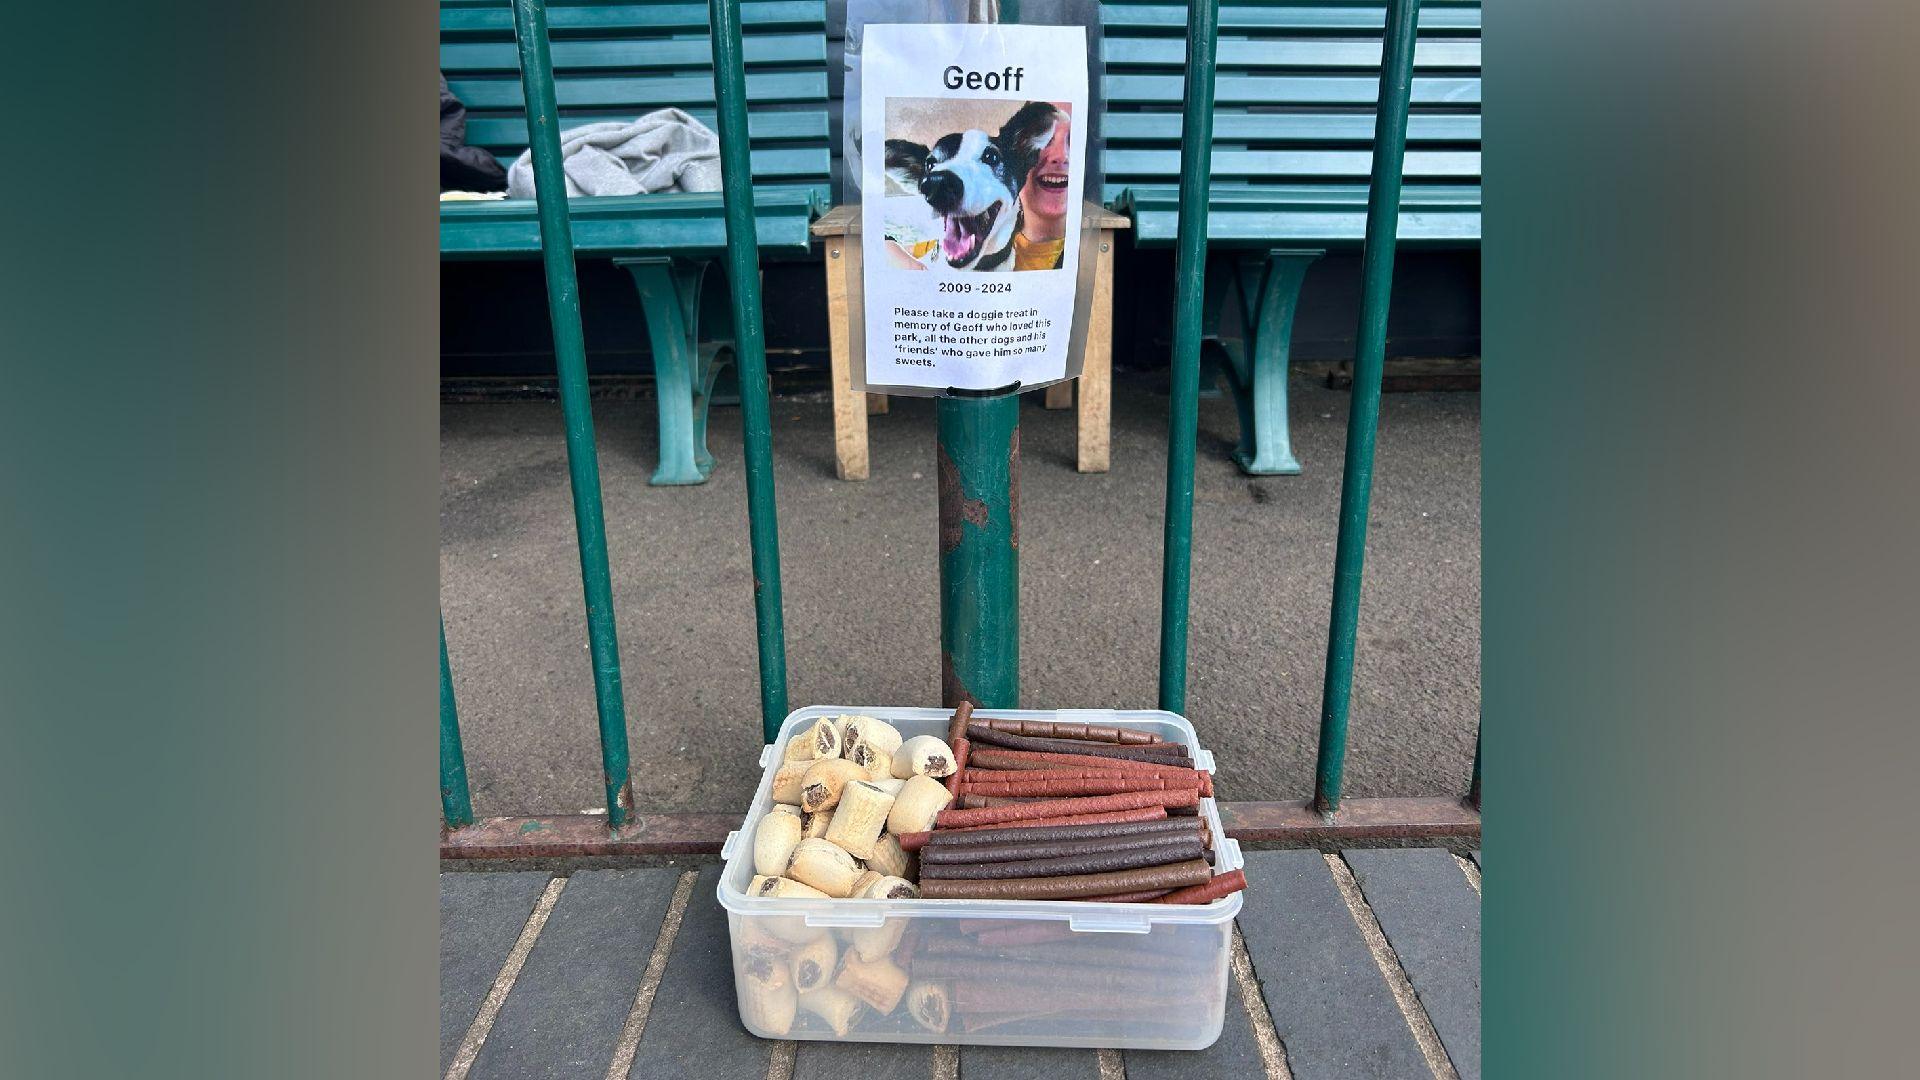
(1022, 112, 1071, 222)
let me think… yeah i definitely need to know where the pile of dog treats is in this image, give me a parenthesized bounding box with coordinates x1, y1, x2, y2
(901, 703, 1247, 904)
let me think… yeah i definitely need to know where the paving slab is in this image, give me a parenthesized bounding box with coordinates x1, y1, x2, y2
(627, 866, 774, 1080)
(469, 868, 679, 1080)
(440, 871, 552, 1072)
(792, 1039, 934, 1080)
(1124, 959, 1268, 1080)
(961, 1044, 1102, 1080)
(1237, 850, 1429, 1080)
(1343, 849, 1480, 1080)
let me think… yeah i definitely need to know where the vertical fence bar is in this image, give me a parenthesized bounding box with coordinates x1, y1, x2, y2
(510, 0, 635, 825)
(1469, 721, 1481, 808)
(1313, 0, 1420, 815)
(440, 617, 475, 829)
(707, 0, 791, 743)
(938, 395, 1021, 709)
(1156, 0, 1221, 714)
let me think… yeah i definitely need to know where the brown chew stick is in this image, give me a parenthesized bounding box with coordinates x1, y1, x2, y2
(894, 806, 1168, 850)
(959, 764, 1214, 797)
(958, 776, 1201, 798)
(945, 736, 970, 796)
(958, 794, 1070, 809)
(919, 840, 1205, 880)
(967, 748, 1193, 773)
(1080, 888, 1177, 903)
(946, 701, 974, 747)
(970, 717, 1164, 744)
(916, 858, 1214, 900)
(967, 724, 1191, 763)
(933, 787, 1199, 830)
(1152, 869, 1248, 905)
(918, 827, 1203, 865)
(922, 816, 1198, 848)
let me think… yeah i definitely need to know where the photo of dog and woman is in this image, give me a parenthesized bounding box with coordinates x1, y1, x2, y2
(880, 98, 1074, 272)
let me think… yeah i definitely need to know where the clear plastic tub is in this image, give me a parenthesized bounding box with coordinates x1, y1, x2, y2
(718, 707, 1243, 1050)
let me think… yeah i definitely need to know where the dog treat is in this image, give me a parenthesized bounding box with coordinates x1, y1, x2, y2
(837, 952, 910, 1013)
(770, 762, 811, 804)
(740, 951, 799, 1036)
(1072, 887, 1176, 903)
(969, 717, 1164, 744)
(754, 875, 830, 900)
(918, 826, 1204, 865)
(783, 716, 843, 762)
(798, 806, 833, 840)
(787, 838, 864, 897)
(841, 716, 904, 780)
(857, 874, 920, 900)
(869, 777, 907, 796)
(887, 774, 955, 835)
(797, 986, 863, 1036)
(849, 869, 883, 898)
(946, 737, 971, 796)
(754, 805, 805, 876)
(933, 787, 1199, 830)
(849, 917, 908, 962)
(923, 815, 1200, 849)
(906, 982, 951, 1033)
(966, 724, 1193, 763)
(798, 757, 866, 813)
(917, 858, 1214, 900)
(958, 765, 1200, 783)
(892, 735, 958, 779)
(866, 831, 913, 879)
(896, 806, 1171, 850)
(1152, 869, 1248, 905)
(823, 780, 895, 859)
(967, 747, 1194, 774)
(945, 702, 974, 747)
(919, 839, 1205, 880)
(788, 934, 839, 993)
(957, 775, 1201, 798)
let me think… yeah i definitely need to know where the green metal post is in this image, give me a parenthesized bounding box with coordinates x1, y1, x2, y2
(1157, 0, 1221, 714)
(510, 0, 634, 825)
(440, 618, 474, 830)
(938, 395, 1021, 710)
(1468, 721, 1481, 808)
(1314, 0, 1420, 815)
(708, 0, 790, 743)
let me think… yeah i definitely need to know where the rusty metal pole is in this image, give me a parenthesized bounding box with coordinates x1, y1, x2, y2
(938, 393, 1020, 709)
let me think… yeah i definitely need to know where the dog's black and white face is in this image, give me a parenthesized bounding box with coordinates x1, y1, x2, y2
(885, 102, 1063, 271)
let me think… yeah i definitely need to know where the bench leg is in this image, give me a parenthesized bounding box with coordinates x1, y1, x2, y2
(1222, 248, 1322, 476)
(1075, 229, 1116, 472)
(824, 238, 870, 481)
(617, 256, 724, 485)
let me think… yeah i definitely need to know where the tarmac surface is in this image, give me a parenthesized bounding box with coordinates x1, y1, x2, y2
(440, 370, 1479, 817)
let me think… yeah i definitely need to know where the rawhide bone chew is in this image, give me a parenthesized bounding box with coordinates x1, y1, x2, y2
(1152, 869, 1248, 905)
(918, 826, 1204, 864)
(933, 787, 1199, 830)
(966, 724, 1192, 763)
(895, 806, 1169, 850)
(923, 815, 1201, 848)
(916, 857, 1214, 900)
(969, 717, 1164, 744)
(919, 839, 1205, 880)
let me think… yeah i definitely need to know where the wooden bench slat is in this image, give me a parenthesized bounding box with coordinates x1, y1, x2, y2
(1100, 1, 1481, 34)
(441, 0, 825, 36)
(449, 70, 827, 109)
(1106, 147, 1481, 179)
(1105, 36, 1480, 69)
(1104, 111, 1480, 144)
(1105, 73, 1481, 106)
(442, 32, 825, 73)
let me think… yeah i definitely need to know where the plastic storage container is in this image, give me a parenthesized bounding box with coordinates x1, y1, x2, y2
(718, 706, 1243, 1050)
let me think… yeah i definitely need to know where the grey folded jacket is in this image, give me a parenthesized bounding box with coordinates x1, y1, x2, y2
(506, 108, 724, 199)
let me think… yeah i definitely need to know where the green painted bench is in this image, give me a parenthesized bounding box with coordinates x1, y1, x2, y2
(1102, 0, 1481, 474)
(440, 0, 832, 484)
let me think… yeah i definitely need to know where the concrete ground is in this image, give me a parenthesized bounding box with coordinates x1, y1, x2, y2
(440, 370, 1479, 817)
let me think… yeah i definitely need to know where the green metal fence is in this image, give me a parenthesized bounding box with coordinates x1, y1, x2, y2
(439, 0, 1479, 834)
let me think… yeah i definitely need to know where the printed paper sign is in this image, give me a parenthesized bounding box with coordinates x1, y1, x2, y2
(860, 23, 1090, 394)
